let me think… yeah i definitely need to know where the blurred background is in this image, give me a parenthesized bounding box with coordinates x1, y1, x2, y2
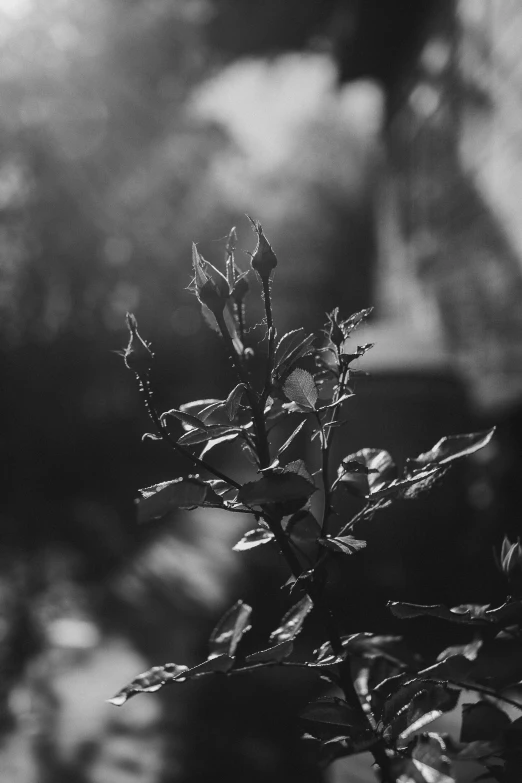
(1, 1, 522, 781)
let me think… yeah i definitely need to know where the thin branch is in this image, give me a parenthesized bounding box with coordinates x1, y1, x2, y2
(215, 310, 271, 468)
(137, 373, 241, 490)
(261, 276, 275, 406)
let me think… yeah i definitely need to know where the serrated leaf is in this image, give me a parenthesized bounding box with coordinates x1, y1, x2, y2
(283, 459, 314, 483)
(209, 600, 252, 658)
(269, 595, 313, 644)
(161, 407, 206, 430)
(225, 383, 246, 420)
(460, 701, 511, 743)
(232, 528, 275, 551)
(136, 477, 222, 523)
(245, 640, 294, 664)
(277, 419, 307, 458)
(237, 472, 315, 506)
(405, 428, 496, 475)
(318, 536, 367, 555)
(283, 369, 318, 410)
(109, 663, 189, 706)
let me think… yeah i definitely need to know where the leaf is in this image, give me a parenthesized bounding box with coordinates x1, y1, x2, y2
(274, 331, 315, 380)
(245, 640, 294, 664)
(200, 432, 241, 457)
(282, 369, 318, 410)
(340, 307, 373, 337)
(109, 663, 189, 706)
(225, 383, 246, 420)
(177, 424, 240, 446)
(269, 595, 313, 644)
(232, 528, 275, 551)
(274, 329, 307, 367)
(277, 419, 307, 458)
(412, 734, 456, 783)
(337, 448, 397, 498)
(184, 653, 235, 677)
(389, 600, 522, 626)
(160, 408, 206, 430)
(461, 701, 511, 743)
(402, 466, 449, 499)
(314, 633, 404, 667)
(380, 680, 460, 741)
(405, 428, 496, 475)
(318, 536, 367, 556)
(237, 472, 315, 506)
(209, 600, 252, 659)
(283, 459, 314, 483)
(136, 477, 222, 523)
(179, 398, 221, 423)
(285, 511, 321, 558)
(301, 698, 361, 729)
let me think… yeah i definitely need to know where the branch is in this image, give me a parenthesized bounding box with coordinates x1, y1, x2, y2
(137, 373, 241, 490)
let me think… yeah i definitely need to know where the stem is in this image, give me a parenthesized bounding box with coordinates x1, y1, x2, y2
(215, 310, 271, 468)
(137, 373, 241, 490)
(440, 679, 522, 712)
(317, 414, 332, 536)
(319, 364, 350, 536)
(261, 276, 275, 406)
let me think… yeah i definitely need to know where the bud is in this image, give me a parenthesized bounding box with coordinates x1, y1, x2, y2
(124, 313, 153, 374)
(501, 536, 522, 595)
(191, 243, 230, 314)
(247, 215, 277, 279)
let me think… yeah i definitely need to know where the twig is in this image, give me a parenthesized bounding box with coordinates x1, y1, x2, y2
(137, 373, 241, 490)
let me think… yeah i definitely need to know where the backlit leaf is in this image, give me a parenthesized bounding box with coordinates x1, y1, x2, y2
(269, 595, 313, 644)
(337, 449, 397, 498)
(405, 428, 496, 475)
(225, 383, 246, 420)
(232, 528, 275, 551)
(283, 368, 318, 410)
(200, 432, 241, 457)
(108, 663, 188, 706)
(318, 536, 366, 556)
(160, 407, 205, 430)
(136, 477, 222, 523)
(209, 600, 252, 658)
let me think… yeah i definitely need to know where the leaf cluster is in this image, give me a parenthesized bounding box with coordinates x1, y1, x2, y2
(116, 219, 507, 783)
